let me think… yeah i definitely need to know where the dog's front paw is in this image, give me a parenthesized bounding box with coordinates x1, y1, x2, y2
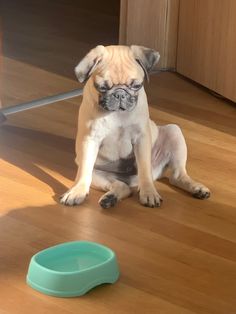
(60, 185, 88, 206)
(139, 186, 163, 208)
(192, 185, 211, 200)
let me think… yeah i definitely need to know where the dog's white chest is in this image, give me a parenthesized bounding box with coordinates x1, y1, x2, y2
(99, 127, 134, 160)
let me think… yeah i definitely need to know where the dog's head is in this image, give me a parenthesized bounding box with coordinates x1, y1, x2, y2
(75, 45, 160, 112)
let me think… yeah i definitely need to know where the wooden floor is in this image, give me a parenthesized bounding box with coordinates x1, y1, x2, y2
(1, 2, 236, 314)
(1, 70, 236, 313)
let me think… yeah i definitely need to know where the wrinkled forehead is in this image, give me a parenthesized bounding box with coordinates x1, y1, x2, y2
(95, 46, 144, 86)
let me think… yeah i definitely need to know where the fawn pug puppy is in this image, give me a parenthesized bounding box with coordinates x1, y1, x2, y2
(60, 45, 210, 208)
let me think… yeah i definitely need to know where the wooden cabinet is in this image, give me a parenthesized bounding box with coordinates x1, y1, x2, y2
(119, 0, 179, 69)
(177, 0, 236, 102)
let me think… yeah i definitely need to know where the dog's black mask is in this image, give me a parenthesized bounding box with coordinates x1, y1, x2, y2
(95, 83, 142, 112)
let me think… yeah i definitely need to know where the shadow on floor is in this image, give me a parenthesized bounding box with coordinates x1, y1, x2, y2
(0, 124, 76, 197)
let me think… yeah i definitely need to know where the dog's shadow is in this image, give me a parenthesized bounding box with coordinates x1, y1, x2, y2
(0, 124, 77, 199)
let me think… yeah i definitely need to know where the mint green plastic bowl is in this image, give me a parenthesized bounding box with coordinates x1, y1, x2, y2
(26, 241, 119, 297)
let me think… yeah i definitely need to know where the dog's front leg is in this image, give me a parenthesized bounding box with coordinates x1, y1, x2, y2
(134, 125, 162, 208)
(60, 136, 99, 206)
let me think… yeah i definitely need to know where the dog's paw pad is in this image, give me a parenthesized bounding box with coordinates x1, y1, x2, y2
(192, 187, 211, 200)
(99, 194, 118, 209)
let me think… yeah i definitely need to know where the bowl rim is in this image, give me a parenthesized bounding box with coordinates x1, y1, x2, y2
(30, 240, 116, 275)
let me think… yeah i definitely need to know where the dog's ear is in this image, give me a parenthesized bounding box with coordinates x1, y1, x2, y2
(75, 45, 106, 83)
(131, 45, 160, 81)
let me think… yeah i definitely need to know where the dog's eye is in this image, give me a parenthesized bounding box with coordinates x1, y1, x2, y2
(94, 82, 110, 93)
(130, 82, 143, 90)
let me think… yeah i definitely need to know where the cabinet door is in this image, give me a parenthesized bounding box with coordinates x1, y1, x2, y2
(119, 0, 179, 69)
(177, 0, 236, 102)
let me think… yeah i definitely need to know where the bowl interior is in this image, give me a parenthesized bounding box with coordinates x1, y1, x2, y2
(35, 242, 113, 273)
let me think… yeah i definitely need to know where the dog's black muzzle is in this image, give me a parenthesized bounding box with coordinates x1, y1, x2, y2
(99, 87, 138, 112)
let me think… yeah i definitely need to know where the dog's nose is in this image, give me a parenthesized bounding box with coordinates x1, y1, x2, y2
(113, 89, 127, 100)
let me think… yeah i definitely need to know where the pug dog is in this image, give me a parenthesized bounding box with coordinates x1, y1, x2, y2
(60, 45, 210, 208)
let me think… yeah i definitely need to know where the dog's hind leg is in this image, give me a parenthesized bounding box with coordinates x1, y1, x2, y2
(92, 170, 132, 208)
(169, 167, 210, 199)
(99, 181, 132, 209)
(166, 125, 210, 199)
